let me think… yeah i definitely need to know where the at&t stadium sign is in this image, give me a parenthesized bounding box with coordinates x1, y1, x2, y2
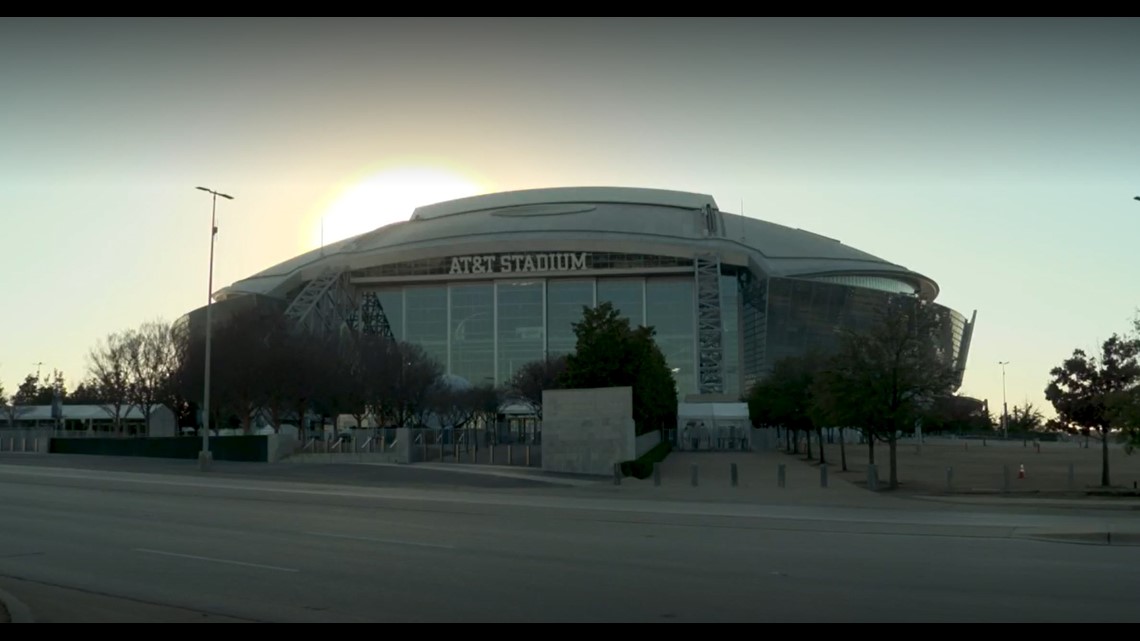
(448, 252, 591, 275)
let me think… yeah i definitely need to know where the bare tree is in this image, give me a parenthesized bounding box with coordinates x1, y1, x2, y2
(1, 381, 32, 428)
(508, 354, 567, 421)
(125, 319, 180, 435)
(88, 331, 135, 433)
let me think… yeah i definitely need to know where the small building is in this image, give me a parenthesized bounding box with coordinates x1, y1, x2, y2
(1, 404, 178, 437)
(675, 401, 751, 451)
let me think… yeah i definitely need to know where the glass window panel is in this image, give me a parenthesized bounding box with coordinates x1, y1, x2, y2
(403, 286, 448, 370)
(645, 278, 695, 398)
(374, 289, 403, 341)
(497, 281, 545, 385)
(546, 280, 595, 358)
(449, 283, 494, 386)
(597, 279, 644, 327)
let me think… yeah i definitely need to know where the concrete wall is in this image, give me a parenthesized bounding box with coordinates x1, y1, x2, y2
(635, 430, 663, 458)
(541, 387, 635, 476)
(266, 432, 299, 462)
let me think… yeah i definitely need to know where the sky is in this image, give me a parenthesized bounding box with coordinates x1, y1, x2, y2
(1, 17, 1138, 418)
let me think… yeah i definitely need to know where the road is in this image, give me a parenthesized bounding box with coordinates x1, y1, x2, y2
(2, 458, 1140, 622)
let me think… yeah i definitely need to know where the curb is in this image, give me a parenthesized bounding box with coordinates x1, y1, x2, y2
(1013, 530, 1140, 546)
(0, 587, 34, 623)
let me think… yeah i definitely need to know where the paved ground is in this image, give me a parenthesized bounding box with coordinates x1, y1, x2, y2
(3, 455, 1140, 622)
(784, 436, 1140, 495)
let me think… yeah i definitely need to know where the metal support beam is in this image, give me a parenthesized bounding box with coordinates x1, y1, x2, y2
(695, 252, 724, 394)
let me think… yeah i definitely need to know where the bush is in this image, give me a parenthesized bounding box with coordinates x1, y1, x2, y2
(619, 438, 672, 479)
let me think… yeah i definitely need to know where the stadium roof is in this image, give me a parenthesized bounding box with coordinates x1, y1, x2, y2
(216, 186, 938, 301)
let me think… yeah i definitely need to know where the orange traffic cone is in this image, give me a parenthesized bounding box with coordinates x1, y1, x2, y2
(1018, 464, 1026, 480)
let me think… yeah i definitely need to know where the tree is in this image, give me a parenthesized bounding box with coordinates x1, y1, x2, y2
(1046, 333, 1140, 487)
(125, 319, 180, 435)
(812, 295, 961, 490)
(748, 353, 826, 463)
(88, 331, 135, 433)
(1006, 402, 1045, 434)
(559, 302, 677, 435)
(509, 354, 568, 420)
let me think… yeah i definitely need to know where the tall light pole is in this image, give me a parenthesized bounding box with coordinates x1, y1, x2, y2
(998, 361, 1009, 438)
(196, 186, 234, 471)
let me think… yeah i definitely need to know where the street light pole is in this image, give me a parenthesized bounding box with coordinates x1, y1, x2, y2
(998, 361, 1009, 438)
(196, 186, 234, 471)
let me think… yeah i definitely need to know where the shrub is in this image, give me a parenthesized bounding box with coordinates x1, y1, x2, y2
(620, 437, 672, 479)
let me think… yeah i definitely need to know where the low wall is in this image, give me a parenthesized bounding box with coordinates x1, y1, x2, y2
(541, 387, 635, 476)
(0, 430, 50, 454)
(287, 451, 402, 464)
(48, 435, 269, 462)
(266, 433, 299, 463)
(635, 430, 663, 458)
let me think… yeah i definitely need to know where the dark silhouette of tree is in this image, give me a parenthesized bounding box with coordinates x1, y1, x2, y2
(509, 354, 568, 421)
(559, 302, 677, 435)
(1045, 333, 1140, 487)
(812, 295, 960, 490)
(748, 352, 827, 463)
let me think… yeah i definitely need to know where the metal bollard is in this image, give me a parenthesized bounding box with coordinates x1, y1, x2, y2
(730, 463, 739, 487)
(1003, 464, 1011, 493)
(653, 463, 661, 486)
(820, 463, 829, 488)
(867, 464, 879, 491)
(778, 464, 786, 488)
(453, 442, 459, 461)
(507, 444, 513, 466)
(525, 445, 531, 467)
(691, 464, 699, 487)
(613, 462, 622, 485)
(945, 466, 954, 491)
(490, 444, 495, 465)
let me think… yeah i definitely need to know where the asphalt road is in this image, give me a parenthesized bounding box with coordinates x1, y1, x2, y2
(2, 460, 1140, 623)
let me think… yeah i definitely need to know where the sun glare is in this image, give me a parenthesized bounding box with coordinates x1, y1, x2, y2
(313, 166, 485, 248)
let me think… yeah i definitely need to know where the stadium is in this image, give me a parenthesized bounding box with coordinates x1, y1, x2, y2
(202, 186, 976, 402)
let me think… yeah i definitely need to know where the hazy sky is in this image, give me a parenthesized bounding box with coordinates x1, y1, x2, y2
(2, 17, 1138, 418)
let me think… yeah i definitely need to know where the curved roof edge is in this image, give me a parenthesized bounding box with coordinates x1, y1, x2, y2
(410, 186, 718, 221)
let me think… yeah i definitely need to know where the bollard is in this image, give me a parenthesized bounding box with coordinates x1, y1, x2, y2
(820, 463, 829, 488)
(730, 463, 739, 487)
(1068, 463, 1075, 490)
(777, 464, 787, 488)
(526, 445, 531, 467)
(507, 445, 513, 466)
(867, 464, 879, 491)
(691, 464, 699, 487)
(1003, 464, 1011, 493)
(613, 463, 622, 485)
(983, 439, 987, 447)
(653, 463, 661, 486)
(453, 442, 459, 461)
(945, 466, 954, 491)
(490, 444, 495, 465)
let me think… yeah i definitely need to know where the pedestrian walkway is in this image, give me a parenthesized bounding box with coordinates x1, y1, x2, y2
(583, 448, 935, 509)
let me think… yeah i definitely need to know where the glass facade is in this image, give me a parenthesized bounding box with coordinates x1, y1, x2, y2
(546, 280, 595, 357)
(352, 264, 970, 401)
(449, 283, 494, 385)
(646, 278, 696, 399)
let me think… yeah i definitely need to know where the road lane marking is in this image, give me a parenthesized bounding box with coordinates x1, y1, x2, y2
(304, 531, 456, 549)
(134, 548, 300, 572)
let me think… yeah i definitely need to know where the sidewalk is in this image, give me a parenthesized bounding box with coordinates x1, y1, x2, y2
(583, 448, 936, 509)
